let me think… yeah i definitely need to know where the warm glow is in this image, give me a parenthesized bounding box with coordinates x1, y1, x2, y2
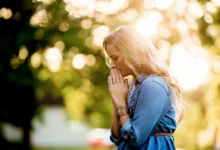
(72, 54, 86, 69)
(155, 0, 174, 10)
(18, 46, 29, 60)
(173, 0, 188, 15)
(144, 0, 155, 9)
(177, 20, 188, 34)
(136, 12, 163, 38)
(86, 55, 96, 66)
(34, 0, 53, 5)
(30, 9, 49, 26)
(206, 2, 217, 13)
(188, 1, 204, 18)
(55, 41, 65, 51)
(44, 47, 62, 72)
(92, 25, 109, 47)
(59, 22, 69, 32)
(81, 19, 92, 29)
(204, 13, 213, 24)
(64, 0, 95, 18)
(212, 0, 220, 6)
(169, 44, 210, 91)
(95, 0, 128, 15)
(158, 40, 172, 62)
(206, 25, 218, 37)
(31, 52, 42, 68)
(0, 7, 13, 19)
(197, 124, 215, 148)
(213, 56, 220, 73)
(118, 9, 137, 22)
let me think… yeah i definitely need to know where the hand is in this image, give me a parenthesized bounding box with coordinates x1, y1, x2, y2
(108, 68, 128, 107)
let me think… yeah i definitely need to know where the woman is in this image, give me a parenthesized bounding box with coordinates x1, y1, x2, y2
(102, 26, 186, 150)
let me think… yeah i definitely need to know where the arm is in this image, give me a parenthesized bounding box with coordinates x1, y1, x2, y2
(110, 102, 124, 146)
(119, 81, 169, 147)
(111, 103, 120, 138)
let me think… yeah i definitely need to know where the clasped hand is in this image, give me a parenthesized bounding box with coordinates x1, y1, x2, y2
(108, 68, 128, 107)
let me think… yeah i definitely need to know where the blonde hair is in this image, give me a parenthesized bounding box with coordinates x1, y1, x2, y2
(103, 26, 187, 123)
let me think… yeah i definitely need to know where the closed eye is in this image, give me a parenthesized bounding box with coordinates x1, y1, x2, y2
(111, 57, 118, 61)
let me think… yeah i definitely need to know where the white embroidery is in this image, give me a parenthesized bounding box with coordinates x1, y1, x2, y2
(127, 82, 136, 102)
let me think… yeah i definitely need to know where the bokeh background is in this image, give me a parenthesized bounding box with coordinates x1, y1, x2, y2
(0, 0, 220, 150)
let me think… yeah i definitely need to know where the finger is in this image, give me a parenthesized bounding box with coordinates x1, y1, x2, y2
(124, 79, 128, 88)
(108, 76, 113, 85)
(117, 70, 123, 83)
(114, 68, 120, 84)
(111, 68, 116, 84)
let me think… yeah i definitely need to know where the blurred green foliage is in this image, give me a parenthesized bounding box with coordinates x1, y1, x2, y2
(1, 0, 220, 149)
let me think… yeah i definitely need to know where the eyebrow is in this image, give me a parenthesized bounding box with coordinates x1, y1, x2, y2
(109, 55, 117, 58)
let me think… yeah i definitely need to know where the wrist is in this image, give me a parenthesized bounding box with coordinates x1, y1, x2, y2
(115, 101, 126, 108)
(117, 105, 128, 116)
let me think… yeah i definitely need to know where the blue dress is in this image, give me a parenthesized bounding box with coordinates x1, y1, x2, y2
(110, 74, 177, 150)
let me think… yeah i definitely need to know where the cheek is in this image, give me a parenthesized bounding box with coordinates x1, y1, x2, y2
(118, 57, 126, 66)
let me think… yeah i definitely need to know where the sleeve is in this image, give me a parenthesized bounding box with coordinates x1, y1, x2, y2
(110, 129, 122, 146)
(119, 81, 169, 147)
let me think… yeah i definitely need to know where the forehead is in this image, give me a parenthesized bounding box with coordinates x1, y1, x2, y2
(105, 43, 120, 56)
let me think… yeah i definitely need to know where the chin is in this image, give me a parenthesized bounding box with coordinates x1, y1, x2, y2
(119, 70, 125, 77)
(120, 70, 130, 77)
(121, 72, 129, 77)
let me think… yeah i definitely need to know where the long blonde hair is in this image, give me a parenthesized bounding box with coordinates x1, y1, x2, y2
(103, 26, 187, 123)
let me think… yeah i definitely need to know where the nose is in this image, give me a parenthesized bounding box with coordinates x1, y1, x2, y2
(111, 61, 117, 69)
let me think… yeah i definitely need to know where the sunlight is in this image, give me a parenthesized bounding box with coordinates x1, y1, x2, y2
(204, 13, 213, 24)
(18, 45, 29, 60)
(212, 0, 220, 6)
(92, 25, 109, 47)
(136, 12, 163, 38)
(86, 54, 96, 66)
(72, 54, 86, 69)
(173, 0, 188, 15)
(169, 44, 210, 91)
(177, 20, 188, 34)
(95, 0, 128, 15)
(155, 0, 174, 10)
(64, 0, 95, 18)
(118, 9, 138, 22)
(44, 47, 62, 72)
(59, 22, 69, 32)
(0, 7, 12, 19)
(197, 124, 215, 148)
(33, 0, 53, 5)
(213, 56, 220, 73)
(206, 2, 217, 13)
(81, 19, 92, 29)
(30, 9, 49, 27)
(144, 0, 155, 9)
(30, 52, 42, 68)
(206, 25, 218, 37)
(55, 40, 65, 51)
(188, 1, 204, 18)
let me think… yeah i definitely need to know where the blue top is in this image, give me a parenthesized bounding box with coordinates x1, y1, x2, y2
(110, 74, 177, 150)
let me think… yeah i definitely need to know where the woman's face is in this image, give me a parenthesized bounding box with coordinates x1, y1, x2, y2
(105, 43, 134, 77)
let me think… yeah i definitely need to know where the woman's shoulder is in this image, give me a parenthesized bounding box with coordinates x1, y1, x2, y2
(142, 74, 165, 84)
(141, 75, 170, 95)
